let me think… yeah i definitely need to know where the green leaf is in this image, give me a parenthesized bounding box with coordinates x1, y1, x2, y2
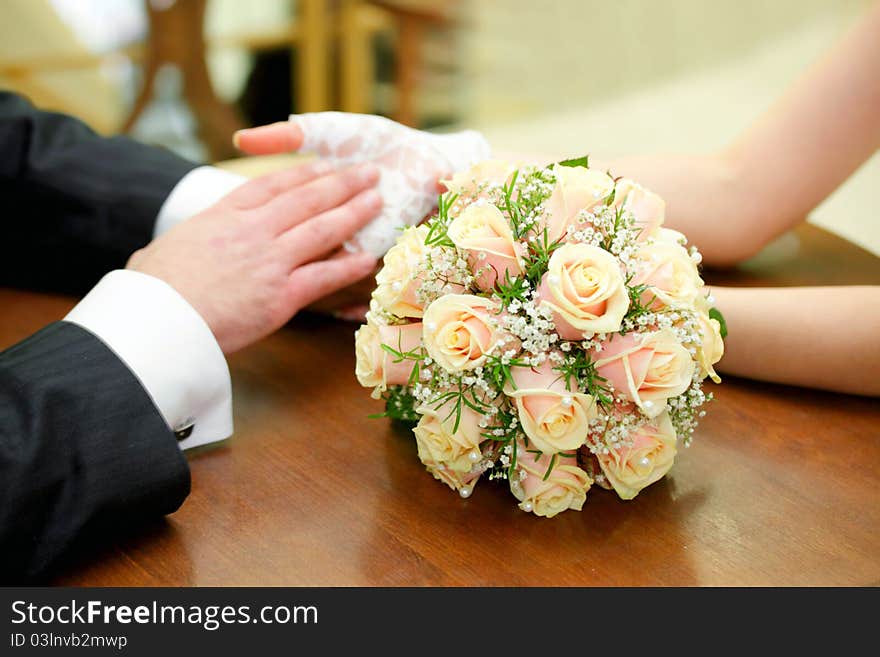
(557, 155, 590, 168)
(709, 307, 728, 338)
(375, 386, 421, 424)
(542, 453, 558, 481)
(508, 439, 518, 479)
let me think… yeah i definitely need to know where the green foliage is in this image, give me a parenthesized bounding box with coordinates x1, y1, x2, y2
(557, 155, 590, 168)
(380, 336, 425, 387)
(542, 453, 558, 480)
(493, 270, 531, 309)
(503, 166, 557, 240)
(709, 307, 728, 338)
(523, 226, 564, 285)
(370, 385, 420, 424)
(423, 192, 459, 248)
(621, 278, 657, 333)
(600, 206, 628, 251)
(553, 350, 613, 407)
(482, 352, 531, 392)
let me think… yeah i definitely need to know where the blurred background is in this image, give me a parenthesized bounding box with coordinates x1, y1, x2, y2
(1, 0, 876, 254)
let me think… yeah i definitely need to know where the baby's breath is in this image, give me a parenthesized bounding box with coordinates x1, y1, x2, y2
(368, 157, 722, 512)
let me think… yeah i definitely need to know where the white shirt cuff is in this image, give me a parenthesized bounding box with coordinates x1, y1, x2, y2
(155, 166, 247, 238)
(64, 270, 233, 451)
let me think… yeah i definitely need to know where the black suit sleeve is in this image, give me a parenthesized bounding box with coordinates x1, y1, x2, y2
(0, 322, 191, 582)
(0, 91, 199, 295)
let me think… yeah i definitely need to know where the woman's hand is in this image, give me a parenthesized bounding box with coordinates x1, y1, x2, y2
(234, 113, 491, 256)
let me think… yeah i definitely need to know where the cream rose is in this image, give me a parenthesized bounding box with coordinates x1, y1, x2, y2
(414, 402, 484, 497)
(695, 310, 724, 383)
(537, 243, 629, 339)
(613, 178, 665, 240)
(505, 360, 596, 454)
(354, 319, 423, 397)
(448, 202, 524, 291)
(428, 465, 482, 496)
(510, 445, 592, 518)
(597, 411, 677, 500)
(372, 224, 429, 318)
(542, 165, 614, 242)
(654, 227, 688, 246)
(442, 159, 517, 198)
(592, 330, 694, 416)
(413, 403, 484, 474)
(631, 241, 704, 310)
(422, 294, 500, 372)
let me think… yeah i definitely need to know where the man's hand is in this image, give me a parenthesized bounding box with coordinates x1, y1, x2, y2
(231, 114, 491, 322)
(127, 161, 381, 353)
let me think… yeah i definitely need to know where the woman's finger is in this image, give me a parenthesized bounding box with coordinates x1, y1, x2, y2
(234, 122, 305, 155)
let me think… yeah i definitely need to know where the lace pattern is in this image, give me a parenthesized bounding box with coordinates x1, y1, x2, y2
(289, 112, 491, 256)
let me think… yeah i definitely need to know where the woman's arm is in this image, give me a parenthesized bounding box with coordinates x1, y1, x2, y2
(712, 285, 880, 396)
(600, 3, 880, 266)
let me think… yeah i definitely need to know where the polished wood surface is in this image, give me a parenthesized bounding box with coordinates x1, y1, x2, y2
(1, 224, 878, 586)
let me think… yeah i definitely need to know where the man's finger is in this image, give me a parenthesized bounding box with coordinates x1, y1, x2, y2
(223, 160, 334, 210)
(289, 252, 378, 311)
(261, 163, 379, 234)
(277, 188, 382, 267)
(234, 122, 304, 155)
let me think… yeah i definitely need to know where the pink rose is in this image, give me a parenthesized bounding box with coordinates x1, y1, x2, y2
(414, 400, 485, 497)
(505, 360, 596, 454)
(613, 179, 665, 240)
(442, 159, 518, 199)
(372, 225, 428, 318)
(542, 166, 615, 242)
(429, 465, 482, 497)
(448, 202, 524, 291)
(537, 243, 629, 339)
(380, 323, 424, 384)
(630, 241, 703, 310)
(595, 411, 677, 500)
(422, 294, 501, 372)
(354, 320, 423, 396)
(592, 330, 693, 416)
(510, 443, 592, 517)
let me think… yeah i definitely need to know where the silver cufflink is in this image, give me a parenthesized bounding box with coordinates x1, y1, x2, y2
(174, 418, 196, 441)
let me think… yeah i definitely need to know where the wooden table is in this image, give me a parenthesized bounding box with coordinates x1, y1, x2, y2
(1, 225, 878, 586)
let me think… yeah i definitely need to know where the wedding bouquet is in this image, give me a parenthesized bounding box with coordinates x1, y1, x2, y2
(355, 157, 726, 518)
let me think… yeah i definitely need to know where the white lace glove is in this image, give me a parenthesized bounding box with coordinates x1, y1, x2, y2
(288, 112, 491, 256)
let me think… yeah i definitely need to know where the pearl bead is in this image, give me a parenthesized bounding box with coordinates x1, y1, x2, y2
(391, 281, 403, 292)
(459, 486, 472, 498)
(426, 322, 437, 331)
(522, 501, 534, 513)
(639, 456, 651, 468)
(561, 396, 573, 407)
(691, 252, 703, 264)
(707, 295, 715, 304)
(643, 400, 654, 410)
(468, 449, 481, 463)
